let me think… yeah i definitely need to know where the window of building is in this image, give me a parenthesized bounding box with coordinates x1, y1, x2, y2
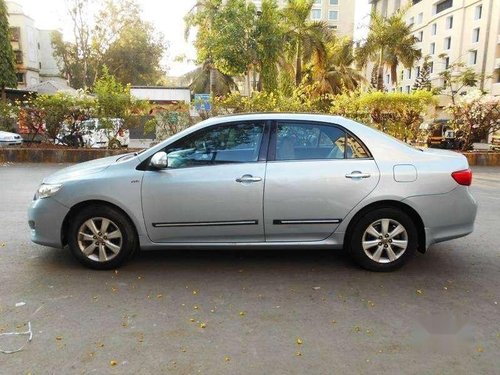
(444, 56, 450, 69)
(9, 27, 20, 42)
(472, 28, 480, 43)
(39, 62, 42, 69)
(311, 9, 321, 19)
(417, 13, 423, 24)
(386, 74, 390, 84)
(329, 0, 338, 4)
(416, 66, 421, 77)
(412, 0, 422, 4)
(14, 50, 23, 64)
(429, 61, 434, 73)
(469, 50, 478, 65)
(408, 68, 412, 79)
(416, 31, 423, 42)
(436, 0, 453, 14)
(431, 23, 437, 35)
(408, 17, 414, 26)
(444, 36, 451, 50)
(329, 10, 338, 20)
(314, 0, 322, 4)
(446, 16, 453, 29)
(16, 73, 25, 83)
(406, 85, 411, 93)
(395, 0, 401, 10)
(430, 42, 435, 54)
(474, 4, 482, 20)
(329, 25, 338, 30)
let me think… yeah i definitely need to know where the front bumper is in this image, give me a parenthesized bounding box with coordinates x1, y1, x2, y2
(28, 197, 69, 248)
(403, 186, 477, 248)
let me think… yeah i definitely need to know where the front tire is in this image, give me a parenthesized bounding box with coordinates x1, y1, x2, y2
(349, 208, 418, 272)
(67, 205, 138, 270)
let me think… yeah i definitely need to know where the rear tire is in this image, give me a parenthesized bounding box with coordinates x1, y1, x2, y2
(67, 205, 138, 270)
(349, 207, 418, 272)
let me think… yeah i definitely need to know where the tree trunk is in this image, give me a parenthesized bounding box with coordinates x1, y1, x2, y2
(377, 49, 384, 91)
(1, 85, 6, 102)
(295, 42, 302, 86)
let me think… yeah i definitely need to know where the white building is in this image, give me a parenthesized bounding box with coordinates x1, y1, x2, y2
(369, 0, 500, 97)
(7, 1, 66, 89)
(250, 0, 356, 37)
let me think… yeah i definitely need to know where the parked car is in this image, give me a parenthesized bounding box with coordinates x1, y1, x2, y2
(29, 113, 477, 271)
(56, 118, 129, 148)
(426, 120, 464, 150)
(0, 130, 23, 147)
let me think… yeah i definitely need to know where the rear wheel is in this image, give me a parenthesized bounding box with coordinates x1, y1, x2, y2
(67, 205, 138, 269)
(349, 208, 418, 272)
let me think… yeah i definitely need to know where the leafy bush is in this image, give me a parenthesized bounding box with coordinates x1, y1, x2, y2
(447, 89, 500, 150)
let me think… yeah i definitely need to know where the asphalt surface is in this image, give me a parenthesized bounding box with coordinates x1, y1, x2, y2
(0, 163, 499, 374)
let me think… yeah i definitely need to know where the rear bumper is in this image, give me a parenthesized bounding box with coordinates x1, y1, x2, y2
(402, 186, 477, 248)
(28, 197, 69, 248)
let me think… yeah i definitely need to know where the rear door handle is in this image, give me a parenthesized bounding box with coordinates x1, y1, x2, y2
(236, 174, 262, 183)
(345, 171, 371, 179)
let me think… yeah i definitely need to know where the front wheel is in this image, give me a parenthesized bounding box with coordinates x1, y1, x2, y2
(349, 208, 418, 272)
(67, 205, 138, 269)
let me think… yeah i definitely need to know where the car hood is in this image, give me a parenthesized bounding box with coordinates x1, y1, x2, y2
(44, 154, 125, 183)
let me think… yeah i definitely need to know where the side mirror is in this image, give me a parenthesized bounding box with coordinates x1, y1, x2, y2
(150, 151, 168, 169)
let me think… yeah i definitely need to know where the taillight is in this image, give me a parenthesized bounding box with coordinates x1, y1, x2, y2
(451, 169, 472, 186)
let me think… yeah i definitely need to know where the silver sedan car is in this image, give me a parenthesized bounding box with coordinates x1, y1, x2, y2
(28, 113, 477, 271)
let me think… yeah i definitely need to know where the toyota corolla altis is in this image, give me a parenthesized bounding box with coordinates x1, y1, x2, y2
(29, 113, 477, 271)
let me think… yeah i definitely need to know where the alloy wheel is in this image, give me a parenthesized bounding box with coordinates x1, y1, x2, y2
(77, 217, 123, 262)
(361, 218, 408, 264)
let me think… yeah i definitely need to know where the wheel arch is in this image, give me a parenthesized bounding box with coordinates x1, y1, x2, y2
(61, 200, 139, 247)
(344, 200, 426, 253)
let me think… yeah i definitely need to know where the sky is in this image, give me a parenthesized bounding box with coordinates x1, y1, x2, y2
(13, 0, 372, 77)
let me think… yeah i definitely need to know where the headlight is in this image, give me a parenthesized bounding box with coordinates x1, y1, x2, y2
(35, 183, 62, 200)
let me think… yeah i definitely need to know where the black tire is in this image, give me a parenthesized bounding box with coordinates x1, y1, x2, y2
(348, 207, 418, 272)
(67, 204, 138, 270)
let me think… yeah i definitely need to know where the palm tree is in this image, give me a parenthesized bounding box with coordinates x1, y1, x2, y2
(357, 9, 421, 91)
(182, 60, 238, 96)
(310, 37, 366, 94)
(282, 0, 333, 86)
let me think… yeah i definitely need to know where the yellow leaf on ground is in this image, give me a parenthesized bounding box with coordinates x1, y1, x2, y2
(110, 360, 117, 366)
(296, 338, 303, 345)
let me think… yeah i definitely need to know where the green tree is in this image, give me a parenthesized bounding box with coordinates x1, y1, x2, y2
(185, 0, 256, 83)
(52, 0, 166, 89)
(282, 0, 333, 86)
(0, 0, 17, 101)
(357, 9, 421, 91)
(437, 59, 481, 105)
(93, 67, 149, 146)
(412, 56, 433, 91)
(311, 36, 366, 95)
(182, 61, 237, 96)
(254, 0, 283, 91)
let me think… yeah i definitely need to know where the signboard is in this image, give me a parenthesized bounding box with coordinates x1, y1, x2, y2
(194, 94, 211, 112)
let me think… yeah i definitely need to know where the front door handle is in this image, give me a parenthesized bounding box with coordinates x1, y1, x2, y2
(236, 174, 262, 183)
(345, 171, 371, 179)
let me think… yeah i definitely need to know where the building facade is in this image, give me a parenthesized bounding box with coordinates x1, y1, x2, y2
(369, 0, 500, 97)
(6, 1, 65, 89)
(250, 0, 356, 37)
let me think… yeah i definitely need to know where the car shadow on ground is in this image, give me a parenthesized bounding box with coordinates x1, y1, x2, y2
(33, 243, 473, 279)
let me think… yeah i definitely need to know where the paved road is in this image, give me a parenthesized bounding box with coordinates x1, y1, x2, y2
(0, 163, 498, 374)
